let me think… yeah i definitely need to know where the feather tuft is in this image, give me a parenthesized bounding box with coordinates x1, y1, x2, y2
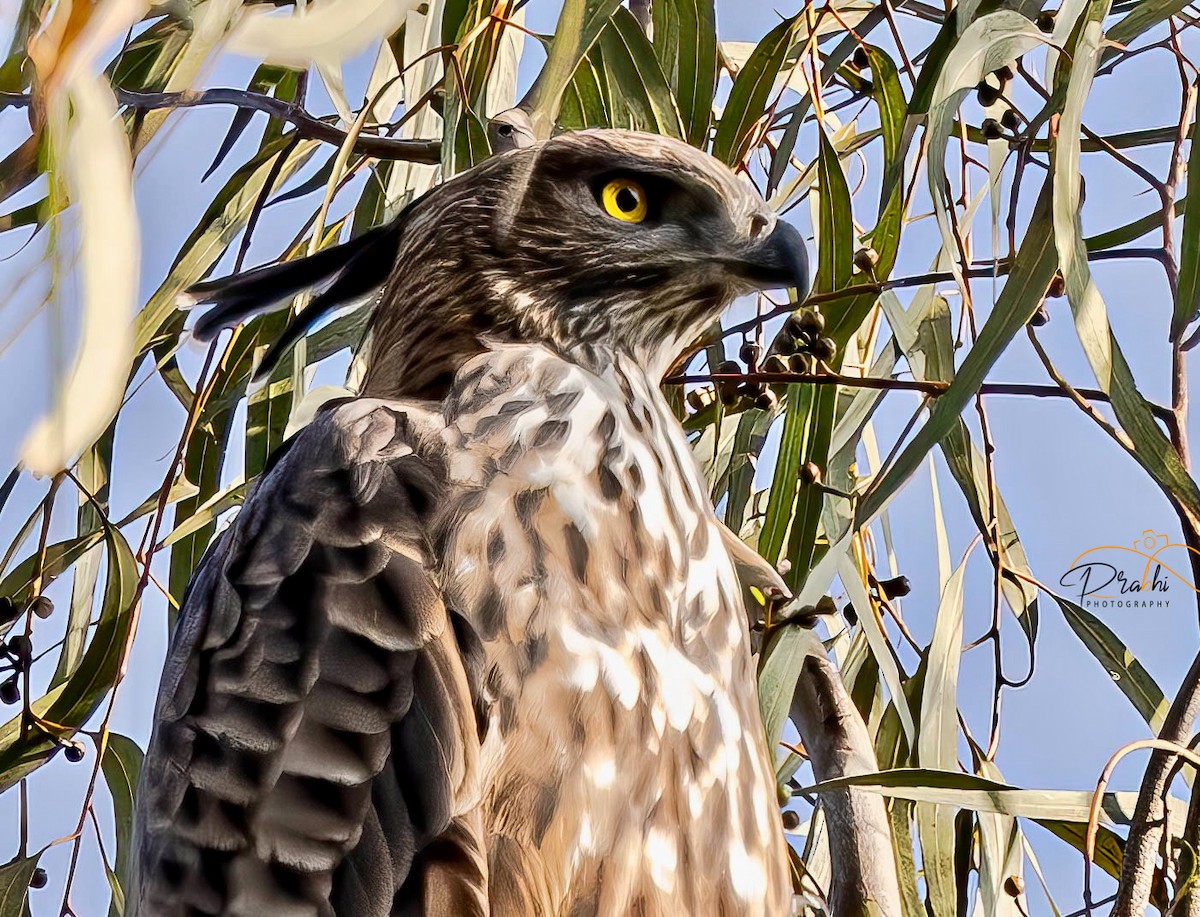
(186, 223, 403, 366)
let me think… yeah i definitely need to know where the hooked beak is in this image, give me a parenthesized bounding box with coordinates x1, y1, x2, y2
(732, 219, 811, 298)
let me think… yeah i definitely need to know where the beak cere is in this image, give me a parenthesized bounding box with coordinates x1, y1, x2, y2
(735, 219, 811, 298)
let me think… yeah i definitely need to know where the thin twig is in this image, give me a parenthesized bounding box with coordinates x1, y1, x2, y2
(0, 89, 442, 163)
(667, 370, 1177, 423)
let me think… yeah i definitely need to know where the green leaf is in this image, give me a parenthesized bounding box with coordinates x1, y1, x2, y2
(1085, 199, 1183, 251)
(132, 135, 319, 357)
(891, 800, 926, 917)
(1051, 593, 1169, 732)
(856, 177, 1059, 527)
(811, 127, 855, 296)
(1104, 0, 1191, 59)
(917, 547, 971, 917)
(1033, 821, 1123, 889)
(56, 426, 116, 693)
(561, 8, 685, 136)
(101, 733, 143, 917)
(1, 532, 106, 612)
(521, 0, 624, 136)
(1174, 122, 1200, 339)
(758, 625, 826, 762)
(651, 0, 717, 145)
(711, 14, 801, 166)
(0, 850, 44, 917)
(801, 768, 1185, 828)
(1049, 0, 1200, 530)
(0, 524, 137, 791)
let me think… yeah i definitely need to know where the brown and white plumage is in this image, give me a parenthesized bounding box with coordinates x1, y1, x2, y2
(132, 130, 809, 916)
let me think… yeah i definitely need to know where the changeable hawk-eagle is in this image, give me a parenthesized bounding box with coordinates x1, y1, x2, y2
(130, 129, 810, 917)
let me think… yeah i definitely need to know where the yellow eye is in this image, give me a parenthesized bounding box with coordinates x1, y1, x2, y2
(601, 178, 648, 223)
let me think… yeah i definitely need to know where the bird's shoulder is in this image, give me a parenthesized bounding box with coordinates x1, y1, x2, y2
(161, 396, 449, 705)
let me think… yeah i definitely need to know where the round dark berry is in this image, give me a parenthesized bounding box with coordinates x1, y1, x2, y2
(853, 247, 879, 273)
(0, 676, 19, 705)
(994, 64, 1014, 83)
(64, 742, 85, 763)
(976, 82, 1001, 107)
(1047, 272, 1066, 298)
(1028, 305, 1050, 327)
(7, 635, 31, 667)
(719, 384, 740, 407)
(686, 390, 706, 411)
(799, 461, 822, 485)
(843, 602, 858, 625)
(1000, 108, 1020, 131)
(29, 868, 47, 889)
(789, 354, 812, 374)
(775, 334, 797, 356)
(738, 341, 762, 368)
(852, 46, 870, 71)
(798, 310, 825, 334)
(781, 810, 801, 830)
(30, 596, 53, 619)
(754, 390, 779, 411)
(1036, 10, 1055, 33)
(981, 118, 1004, 140)
(762, 355, 789, 374)
(877, 575, 912, 597)
(1004, 876, 1025, 896)
(812, 337, 838, 362)
(716, 359, 740, 376)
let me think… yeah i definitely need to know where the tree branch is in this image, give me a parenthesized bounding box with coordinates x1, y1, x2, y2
(1112, 649, 1200, 917)
(666, 372, 1177, 425)
(0, 89, 443, 164)
(790, 652, 903, 915)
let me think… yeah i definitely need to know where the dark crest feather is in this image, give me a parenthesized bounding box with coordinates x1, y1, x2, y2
(188, 221, 405, 378)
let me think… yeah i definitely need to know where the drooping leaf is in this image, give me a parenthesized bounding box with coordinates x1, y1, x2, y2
(711, 14, 801, 166)
(0, 850, 44, 917)
(0, 523, 137, 791)
(101, 732, 144, 917)
(1051, 593, 1170, 732)
(651, 0, 717, 145)
(916, 547, 971, 917)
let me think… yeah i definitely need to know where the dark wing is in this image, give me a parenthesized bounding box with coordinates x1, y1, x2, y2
(131, 400, 488, 917)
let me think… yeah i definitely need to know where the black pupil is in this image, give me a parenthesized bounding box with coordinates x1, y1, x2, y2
(615, 186, 639, 212)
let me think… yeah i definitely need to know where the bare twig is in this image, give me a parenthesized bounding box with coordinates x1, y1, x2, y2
(666, 370, 1177, 423)
(0, 89, 442, 163)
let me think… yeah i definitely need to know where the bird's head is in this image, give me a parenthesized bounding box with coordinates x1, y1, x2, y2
(189, 129, 809, 398)
(364, 129, 809, 392)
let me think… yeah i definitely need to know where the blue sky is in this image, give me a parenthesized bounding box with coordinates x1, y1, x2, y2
(0, 1, 1196, 912)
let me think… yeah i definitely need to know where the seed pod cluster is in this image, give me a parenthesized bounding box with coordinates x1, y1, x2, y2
(0, 631, 34, 705)
(712, 361, 778, 410)
(776, 309, 837, 374)
(976, 64, 1022, 140)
